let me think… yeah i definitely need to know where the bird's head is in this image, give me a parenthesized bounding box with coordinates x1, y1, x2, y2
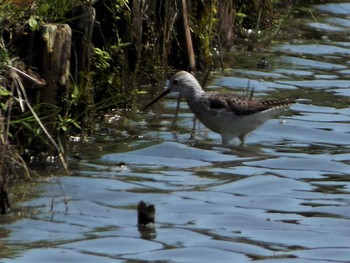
(143, 71, 198, 110)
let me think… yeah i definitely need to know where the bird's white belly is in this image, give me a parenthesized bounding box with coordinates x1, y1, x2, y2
(196, 108, 278, 138)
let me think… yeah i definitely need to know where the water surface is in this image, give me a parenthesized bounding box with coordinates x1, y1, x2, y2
(1, 2, 350, 262)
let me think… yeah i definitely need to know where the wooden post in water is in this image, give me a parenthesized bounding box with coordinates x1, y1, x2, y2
(40, 24, 71, 161)
(41, 24, 71, 106)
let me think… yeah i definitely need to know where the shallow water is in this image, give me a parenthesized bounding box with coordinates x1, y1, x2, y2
(1, 2, 350, 263)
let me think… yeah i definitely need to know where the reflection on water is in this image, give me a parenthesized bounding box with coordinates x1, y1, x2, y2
(1, 2, 350, 262)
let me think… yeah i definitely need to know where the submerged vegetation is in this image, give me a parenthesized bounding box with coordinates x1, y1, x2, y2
(0, 0, 293, 188)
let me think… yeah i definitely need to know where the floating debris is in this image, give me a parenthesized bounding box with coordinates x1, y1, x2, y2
(137, 201, 156, 240)
(137, 201, 155, 225)
(256, 57, 271, 69)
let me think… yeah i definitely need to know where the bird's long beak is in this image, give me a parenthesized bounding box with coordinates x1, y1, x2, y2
(143, 87, 171, 110)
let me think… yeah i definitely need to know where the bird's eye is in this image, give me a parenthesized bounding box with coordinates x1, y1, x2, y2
(173, 79, 179, 85)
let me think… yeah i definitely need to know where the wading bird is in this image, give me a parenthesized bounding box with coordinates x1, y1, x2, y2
(144, 71, 294, 145)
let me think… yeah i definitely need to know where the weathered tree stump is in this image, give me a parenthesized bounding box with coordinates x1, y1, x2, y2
(41, 24, 71, 106)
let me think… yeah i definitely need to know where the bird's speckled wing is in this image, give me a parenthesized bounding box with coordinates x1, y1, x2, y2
(204, 92, 294, 116)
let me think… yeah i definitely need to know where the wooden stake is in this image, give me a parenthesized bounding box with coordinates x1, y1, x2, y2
(41, 24, 71, 106)
(181, 0, 196, 72)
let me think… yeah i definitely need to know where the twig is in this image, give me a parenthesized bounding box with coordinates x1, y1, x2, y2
(50, 175, 69, 213)
(7, 65, 46, 87)
(181, 0, 195, 72)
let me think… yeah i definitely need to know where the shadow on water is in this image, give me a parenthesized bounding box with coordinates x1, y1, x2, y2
(1, 2, 350, 262)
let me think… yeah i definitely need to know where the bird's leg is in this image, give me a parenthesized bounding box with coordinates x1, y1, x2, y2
(171, 93, 182, 130)
(239, 134, 246, 147)
(190, 117, 197, 140)
(221, 134, 231, 147)
(245, 79, 254, 100)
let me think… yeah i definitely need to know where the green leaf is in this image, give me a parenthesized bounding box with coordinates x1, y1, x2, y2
(0, 89, 11, 96)
(236, 12, 247, 18)
(71, 85, 80, 101)
(28, 16, 39, 31)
